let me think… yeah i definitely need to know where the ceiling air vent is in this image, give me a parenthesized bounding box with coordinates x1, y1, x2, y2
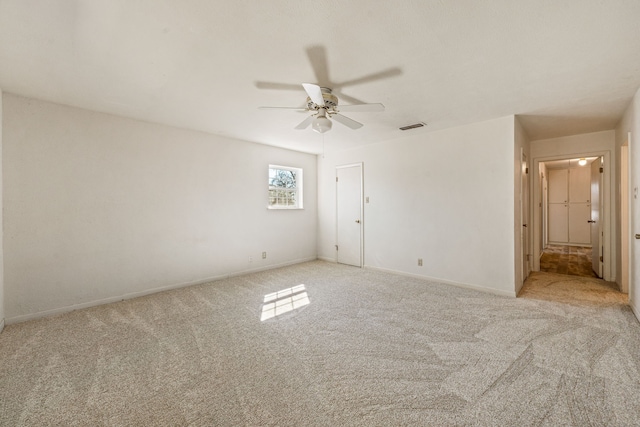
(399, 122, 426, 131)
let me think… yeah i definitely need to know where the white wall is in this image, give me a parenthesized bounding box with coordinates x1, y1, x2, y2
(616, 87, 640, 320)
(3, 94, 317, 323)
(530, 130, 616, 281)
(318, 116, 517, 296)
(514, 116, 530, 294)
(0, 88, 4, 332)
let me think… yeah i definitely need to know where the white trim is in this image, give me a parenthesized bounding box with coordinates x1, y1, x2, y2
(631, 299, 640, 324)
(0, 319, 4, 333)
(6, 256, 317, 325)
(365, 265, 517, 298)
(628, 130, 637, 318)
(317, 256, 337, 263)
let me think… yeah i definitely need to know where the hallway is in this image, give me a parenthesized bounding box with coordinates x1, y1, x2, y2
(520, 271, 626, 306)
(539, 244, 598, 278)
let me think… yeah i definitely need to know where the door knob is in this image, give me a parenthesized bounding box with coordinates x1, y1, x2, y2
(355, 220, 361, 224)
(588, 220, 596, 223)
(636, 234, 640, 240)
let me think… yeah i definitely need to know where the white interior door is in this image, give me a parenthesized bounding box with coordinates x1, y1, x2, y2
(521, 152, 530, 281)
(569, 203, 591, 244)
(590, 158, 602, 277)
(336, 164, 363, 267)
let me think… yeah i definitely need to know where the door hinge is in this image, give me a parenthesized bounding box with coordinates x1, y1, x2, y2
(525, 167, 529, 174)
(336, 177, 339, 182)
(600, 255, 603, 262)
(600, 167, 604, 173)
(335, 245, 339, 251)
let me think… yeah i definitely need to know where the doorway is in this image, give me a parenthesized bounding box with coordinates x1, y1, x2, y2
(539, 156, 602, 278)
(336, 163, 363, 267)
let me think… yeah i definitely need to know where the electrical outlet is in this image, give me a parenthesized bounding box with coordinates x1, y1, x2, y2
(262, 251, 267, 259)
(418, 258, 423, 266)
(248, 256, 252, 263)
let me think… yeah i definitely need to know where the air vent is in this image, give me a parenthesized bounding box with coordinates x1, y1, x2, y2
(399, 122, 426, 131)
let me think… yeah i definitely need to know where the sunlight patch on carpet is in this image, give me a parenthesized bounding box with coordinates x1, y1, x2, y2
(261, 284, 310, 321)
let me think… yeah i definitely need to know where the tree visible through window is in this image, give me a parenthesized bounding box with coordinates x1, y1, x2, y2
(269, 165, 303, 209)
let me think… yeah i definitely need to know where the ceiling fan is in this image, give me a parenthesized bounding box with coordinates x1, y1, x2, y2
(260, 83, 385, 133)
(256, 45, 400, 134)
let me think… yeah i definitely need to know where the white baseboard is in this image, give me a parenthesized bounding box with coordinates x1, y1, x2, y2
(365, 265, 517, 298)
(0, 318, 4, 333)
(317, 256, 336, 263)
(630, 299, 640, 324)
(227, 256, 318, 278)
(6, 256, 318, 325)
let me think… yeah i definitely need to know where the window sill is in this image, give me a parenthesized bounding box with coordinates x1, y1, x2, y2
(267, 206, 304, 210)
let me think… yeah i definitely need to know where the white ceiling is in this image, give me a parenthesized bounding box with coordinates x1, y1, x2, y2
(1, 1, 639, 154)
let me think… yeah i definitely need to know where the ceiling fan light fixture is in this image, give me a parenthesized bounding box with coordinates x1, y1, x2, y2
(312, 116, 332, 133)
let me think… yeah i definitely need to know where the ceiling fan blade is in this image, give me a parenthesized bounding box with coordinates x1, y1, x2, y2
(332, 113, 363, 130)
(294, 115, 315, 130)
(255, 81, 304, 91)
(338, 103, 385, 112)
(334, 67, 402, 88)
(259, 106, 308, 111)
(333, 91, 366, 105)
(305, 45, 331, 87)
(302, 83, 325, 107)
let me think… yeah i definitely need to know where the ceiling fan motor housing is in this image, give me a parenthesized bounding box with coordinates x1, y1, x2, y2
(306, 88, 338, 110)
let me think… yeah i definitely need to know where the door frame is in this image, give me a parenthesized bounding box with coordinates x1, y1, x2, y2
(521, 150, 530, 284)
(541, 170, 548, 251)
(590, 156, 604, 277)
(531, 151, 613, 281)
(621, 136, 630, 293)
(335, 162, 364, 267)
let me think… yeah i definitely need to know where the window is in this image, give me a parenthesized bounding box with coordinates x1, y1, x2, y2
(268, 165, 303, 209)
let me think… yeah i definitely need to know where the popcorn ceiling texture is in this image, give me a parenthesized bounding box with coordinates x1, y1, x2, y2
(0, 261, 638, 425)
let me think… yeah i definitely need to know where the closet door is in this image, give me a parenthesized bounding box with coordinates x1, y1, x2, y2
(569, 167, 590, 203)
(548, 169, 568, 203)
(548, 169, 569, 243)
(548, 203, 568, 242)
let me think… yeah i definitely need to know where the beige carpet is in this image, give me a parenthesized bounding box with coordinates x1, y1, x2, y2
(1, 261, 639, 426)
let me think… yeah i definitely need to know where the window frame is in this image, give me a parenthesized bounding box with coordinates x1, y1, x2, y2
(268, 165, 303, 210)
